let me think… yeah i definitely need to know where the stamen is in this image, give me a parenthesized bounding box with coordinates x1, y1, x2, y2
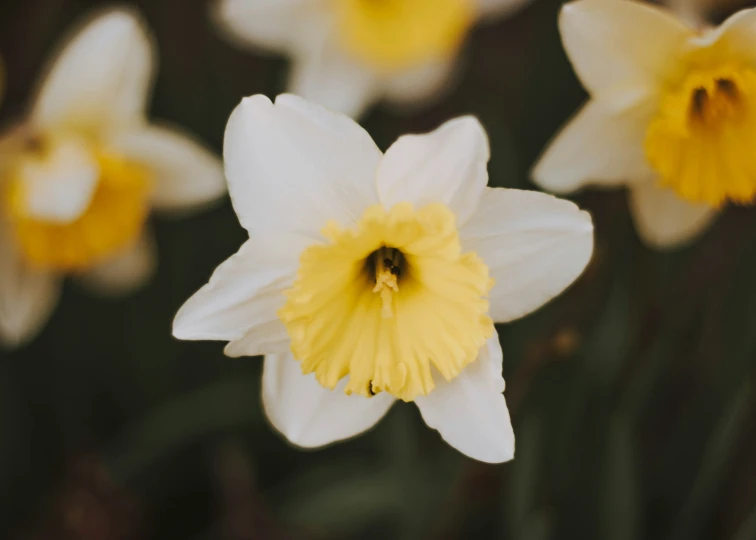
(372, 246, 402, 318)
(646, 64, 756, 206)
(716, 78, 738, 99)
(688, 77, 742, 127)
(691, 87, 709, 119)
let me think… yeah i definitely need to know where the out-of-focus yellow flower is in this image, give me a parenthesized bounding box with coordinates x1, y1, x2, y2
(0, 9, 226, 347)
(213, 0, 532, 118)
(173, 94, 594, 462)
(533, 0, 756, 249)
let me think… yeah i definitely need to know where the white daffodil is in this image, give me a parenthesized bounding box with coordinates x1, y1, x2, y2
(0, 9, 226, 347)
(173, 94, 593, 463)
(213, 0, 532, 119)
(533, 0, 756, 249)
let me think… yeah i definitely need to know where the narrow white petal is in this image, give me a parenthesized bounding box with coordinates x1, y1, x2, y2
(262, 353, 395, 448)
(629, 180, 717, 249)
(31, 8, 154, 132)
(461, 188, 593, 323)
(172, 232, 310, 344)
(559, 0, 690, 100)
(376, 116, 489, 225)
(415, 337, 514, 463)
(224, 319, 292, 358)
(79, 233, 156, 296)
(0, 222, 60, 347)
(108, 124, 225, 213)
(223, 94, 382, 238)
(531, 99, 655, 194)
(213, 0, 321, 53)
(290, 42, 379, 119)
(383, 60, 455, 106)
(476, 0, 534, 20)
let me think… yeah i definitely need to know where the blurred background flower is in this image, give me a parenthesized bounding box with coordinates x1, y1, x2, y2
(0, 8, 225, 346)
(213, 0, 533, 118)
(533, 0, 756, 248)
(1, 0, 756, 539)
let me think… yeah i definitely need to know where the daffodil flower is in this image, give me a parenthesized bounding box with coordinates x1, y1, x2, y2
(533, 0, 756, 249)
(0, 9, 226, 346)
(173, 94, 593, 462)
(213, 0, 532, 119)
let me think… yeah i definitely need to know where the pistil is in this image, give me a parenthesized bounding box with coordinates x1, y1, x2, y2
(372, 246, 402, 318)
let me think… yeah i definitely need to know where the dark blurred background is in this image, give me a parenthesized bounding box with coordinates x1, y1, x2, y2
(1, 0, 756, 538)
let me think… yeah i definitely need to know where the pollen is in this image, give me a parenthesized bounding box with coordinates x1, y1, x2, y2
(5, 135, 151, 272)
(333, 0, 474, 72)
(278, 203, 494, 402)
(645, 62, 756, 207)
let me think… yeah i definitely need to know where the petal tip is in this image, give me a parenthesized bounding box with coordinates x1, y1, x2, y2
(438, 114, 491, 164)
(530, 158, 575, 195)
(171, 301, 199, 341)
(240, 94, 273, 111)
(82, 5, 151, 46)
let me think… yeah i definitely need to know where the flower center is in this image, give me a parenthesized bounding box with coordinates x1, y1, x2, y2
(371, 246, 403, 318)
(4, 133, 150, 271)
(278, 203, 494, 402)
(645, 63, 756, 207)
(332, 0, 474, 72)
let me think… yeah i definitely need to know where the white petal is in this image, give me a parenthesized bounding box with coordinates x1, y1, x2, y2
(31, 8, 154, 132)
(172, 232, 310, 344)
(262, 352, 395, 448)
(382, 60, 455, 106)
(696, 8, 756, 61)
(415, 336, 514, 463)
(628, 180, 717, 249)
(18, 137, 99, 223)
(531, 99, 655, 194)
(224, 319, 292, 358)
(0, 221, 60, 347)
(476, 0, 534, 20)
(79, 233, 156, 296)
(559, 0, 691, 101)
(213, 0, 321, 53)
(461, 188, 594, 323)
(108, 124, 225, 213)
(223, 94, 382, 238)
(376, 116, 489, 225)
(289, 40, 379, 119)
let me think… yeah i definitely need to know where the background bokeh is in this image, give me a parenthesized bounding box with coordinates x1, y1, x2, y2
(2, 0, 756, 538)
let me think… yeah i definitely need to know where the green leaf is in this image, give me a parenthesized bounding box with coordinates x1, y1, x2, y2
(105, 376, 261, 482)
(666, 381, 752, 540)
(601, 416, 642, 540)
